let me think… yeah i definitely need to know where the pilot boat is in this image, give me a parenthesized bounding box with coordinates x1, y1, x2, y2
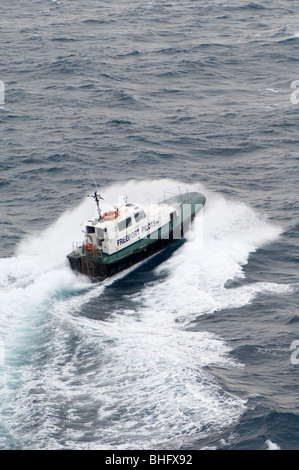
(67, 187, 206, 280)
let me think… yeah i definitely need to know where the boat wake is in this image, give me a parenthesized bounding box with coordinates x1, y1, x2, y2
(0, 179, 293, 449)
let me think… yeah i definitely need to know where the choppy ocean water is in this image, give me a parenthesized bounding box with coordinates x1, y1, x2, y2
(0, 0, 298, 450)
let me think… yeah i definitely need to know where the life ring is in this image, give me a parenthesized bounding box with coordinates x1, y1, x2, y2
(84, 243, 94, 254)
(102, 210, 119, 221)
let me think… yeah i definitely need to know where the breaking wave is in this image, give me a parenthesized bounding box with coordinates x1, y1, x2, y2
(0, 179, 292, 449)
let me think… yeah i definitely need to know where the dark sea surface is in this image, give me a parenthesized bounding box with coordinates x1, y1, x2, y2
(0, 0, 298, 450)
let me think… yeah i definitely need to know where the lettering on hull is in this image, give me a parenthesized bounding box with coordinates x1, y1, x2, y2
(116, 219, 159, 248)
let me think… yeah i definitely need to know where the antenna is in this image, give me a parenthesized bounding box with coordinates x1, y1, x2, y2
(89, 171, 98, 192)
(80, 169, 89, 196)
(87, 190, 104, 219)
(80, 169, 103, 218)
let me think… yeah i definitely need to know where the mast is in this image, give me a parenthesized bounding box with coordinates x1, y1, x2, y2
(88, 191, 103, 219)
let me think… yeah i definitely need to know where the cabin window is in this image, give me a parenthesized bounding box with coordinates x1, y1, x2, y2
(86, 226, 95, 234)
(134, 210, 146, 222)
(117, 217, 132, 231)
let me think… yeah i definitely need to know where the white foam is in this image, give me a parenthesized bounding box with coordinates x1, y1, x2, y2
(266, 88, 280, 93)
(0, 179, 292, 449)
(0, 197, 96, 352)
(266, 439, 281, 450)
(140, 192, 287, 325)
